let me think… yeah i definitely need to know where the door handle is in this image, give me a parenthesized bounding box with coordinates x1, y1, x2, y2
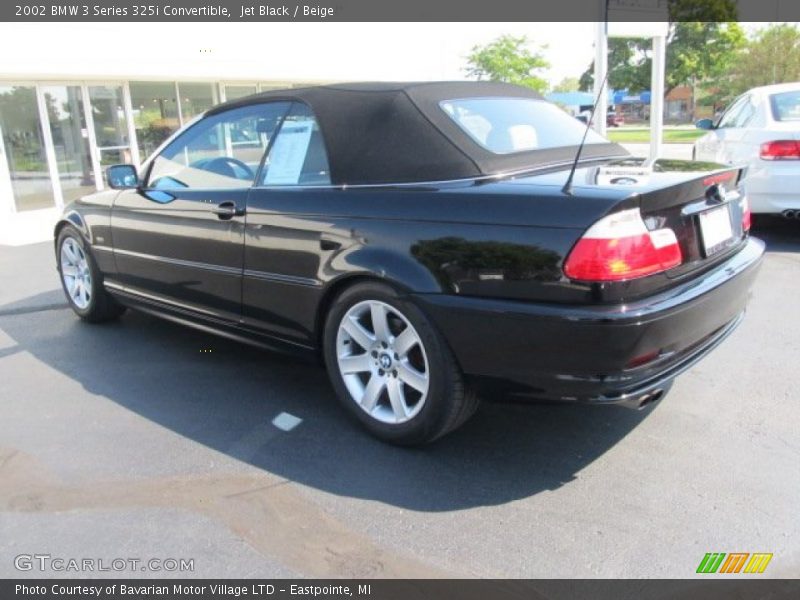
(211, 202, 245, 220)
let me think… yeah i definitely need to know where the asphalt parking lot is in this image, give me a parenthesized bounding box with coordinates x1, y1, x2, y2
(0, 217, 798, 579)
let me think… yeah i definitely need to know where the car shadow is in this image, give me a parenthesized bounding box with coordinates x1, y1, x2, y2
(1, 290, 655, 512)
(752, 215, 800, 253)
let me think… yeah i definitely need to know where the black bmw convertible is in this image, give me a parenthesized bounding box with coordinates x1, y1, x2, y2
(54, 82, 764, 444)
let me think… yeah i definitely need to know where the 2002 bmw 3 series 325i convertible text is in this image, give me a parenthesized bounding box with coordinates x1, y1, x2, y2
(55, 82, 764, 444)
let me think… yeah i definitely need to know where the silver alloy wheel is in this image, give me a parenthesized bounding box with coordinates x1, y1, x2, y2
(335, 300, 430, 424)
(60, 237, 92, 310)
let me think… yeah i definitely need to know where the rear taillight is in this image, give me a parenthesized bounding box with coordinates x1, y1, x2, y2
(564, 208, 683, 282)
(760, 140, 800, 160)
(741, 195, 751, 232)
(703, 172, 737, 186)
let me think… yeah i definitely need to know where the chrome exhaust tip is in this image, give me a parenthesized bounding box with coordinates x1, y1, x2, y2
(782, 209, 796, 219)
(637, 389, 664, 409)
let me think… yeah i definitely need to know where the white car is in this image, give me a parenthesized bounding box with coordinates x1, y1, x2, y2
(693, 82, 800, 216)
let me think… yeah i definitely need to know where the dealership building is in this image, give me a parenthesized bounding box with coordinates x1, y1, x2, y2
(0, 24, 350, 243)
(4, 21, 536, 244)
(0, 20, 634, 244)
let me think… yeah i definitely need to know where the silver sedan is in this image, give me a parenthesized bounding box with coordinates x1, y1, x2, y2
(693, 82, 800, 216)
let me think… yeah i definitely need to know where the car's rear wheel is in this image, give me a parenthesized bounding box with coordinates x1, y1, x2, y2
(323, 282, 478, 445)
(57, 225, 126, 323)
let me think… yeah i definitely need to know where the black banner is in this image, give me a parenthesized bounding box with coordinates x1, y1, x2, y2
(1, 0, 800, 22)
(4, 580, 800, 600)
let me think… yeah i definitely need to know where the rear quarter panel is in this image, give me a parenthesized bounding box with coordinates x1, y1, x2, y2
(246, 182, 623, 294)
(242, 181, 628, 343)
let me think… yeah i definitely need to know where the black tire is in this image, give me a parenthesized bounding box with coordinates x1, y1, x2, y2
(323, 282, 479, 445)
(56, 225, 126, 323)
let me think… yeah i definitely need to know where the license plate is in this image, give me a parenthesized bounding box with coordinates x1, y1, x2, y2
(698, 204, 734, 256)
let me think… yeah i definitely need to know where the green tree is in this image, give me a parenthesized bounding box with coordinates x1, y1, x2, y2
(465, 35, 550, 94)
(579, 0, 742, 97)
(552, 77, 580, 93)
(666, 0, 737, 22)
(732, 24, 800, 90)
(698, 24, 800, 113)
(580, 22, 744, 98)
(579, 37, 651, 93)
(667, 21, 745, 94)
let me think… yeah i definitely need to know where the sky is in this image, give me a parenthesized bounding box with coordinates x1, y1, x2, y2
(407, 22, 598, 86)
(423, 21, 789, 87)
(0, 21, 793, 87)
(0, 22, 602, 84)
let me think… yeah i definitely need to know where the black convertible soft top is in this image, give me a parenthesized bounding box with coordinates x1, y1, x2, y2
(209, 81, 627, 186)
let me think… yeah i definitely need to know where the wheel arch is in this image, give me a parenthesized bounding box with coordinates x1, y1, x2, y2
(314, 274, 407, 351)
(54, 211, 89, 246)
(314, 245, 446, 349)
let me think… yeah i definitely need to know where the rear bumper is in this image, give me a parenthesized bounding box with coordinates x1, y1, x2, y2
(744, 161, 800, 214)
(412, 237, 764, 404)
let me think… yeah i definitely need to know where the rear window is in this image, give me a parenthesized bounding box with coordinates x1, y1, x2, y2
(440, 97, 608, 154)
(770, 91, 800, 121)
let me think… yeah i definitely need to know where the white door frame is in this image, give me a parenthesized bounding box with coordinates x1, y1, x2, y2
(0, 120, 15, 216)
(35, 85, 64, 209)
(83, 81, 137, 189)
(122, 82, 141, 167)
(38, 82, 100, 203)
(0, 80, 60, 214)
(220, 82, 260, 103)
(80, 83, 104, 192)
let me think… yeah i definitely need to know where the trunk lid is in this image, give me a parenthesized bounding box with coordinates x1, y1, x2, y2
(595, 159, 750, 280)
(502, 157, 751, 300)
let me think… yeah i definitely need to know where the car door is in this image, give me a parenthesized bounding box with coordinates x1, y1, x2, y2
(111, 101, 291, 322)
(696, 95, 749, 163)
(719, 94, 758, 164)
(242, 101, 335, 344)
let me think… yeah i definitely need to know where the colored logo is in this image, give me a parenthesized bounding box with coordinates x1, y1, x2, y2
(696, 552, 773, 574)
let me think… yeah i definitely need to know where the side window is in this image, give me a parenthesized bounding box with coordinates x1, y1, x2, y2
(147, 102, 290, 190)
(716, 96, 747, 129)
(260, 103, 331, 186)
(733, 96, 756, 128)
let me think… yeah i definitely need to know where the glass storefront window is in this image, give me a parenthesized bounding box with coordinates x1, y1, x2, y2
(179, 82, 218, 122)
(0, 85, 54, 211)
(0, 81, 302, 214)
(259, 83, 287, 92)
(130, 81, 180, 162)
(223, 85, 257, 101)
(148, 102, 290, 190)
(41, 85, 95, 203)
(88, 85, 131, 166)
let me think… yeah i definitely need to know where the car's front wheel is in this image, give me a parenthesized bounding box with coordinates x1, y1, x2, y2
(323, 282, 478, 445)
(56, 225, 126, 323)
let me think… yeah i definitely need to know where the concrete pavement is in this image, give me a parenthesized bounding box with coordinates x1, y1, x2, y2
(0, 217, 798, 578)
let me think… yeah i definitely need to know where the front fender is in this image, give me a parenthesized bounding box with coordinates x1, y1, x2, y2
(54, 209, 89, 242)
(54, 193, 117, 276)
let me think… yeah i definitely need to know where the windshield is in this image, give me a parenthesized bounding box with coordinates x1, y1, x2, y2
(440, 97, 608, 155)
(770, 91, 800, 122)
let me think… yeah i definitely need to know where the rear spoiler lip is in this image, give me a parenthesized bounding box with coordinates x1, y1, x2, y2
(627, 165, 747, 214)
(700, 164, 747, 187)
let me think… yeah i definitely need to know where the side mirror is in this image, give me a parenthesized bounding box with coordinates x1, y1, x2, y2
(695, 118, 714, 130)
(106, 164, 139, 189)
